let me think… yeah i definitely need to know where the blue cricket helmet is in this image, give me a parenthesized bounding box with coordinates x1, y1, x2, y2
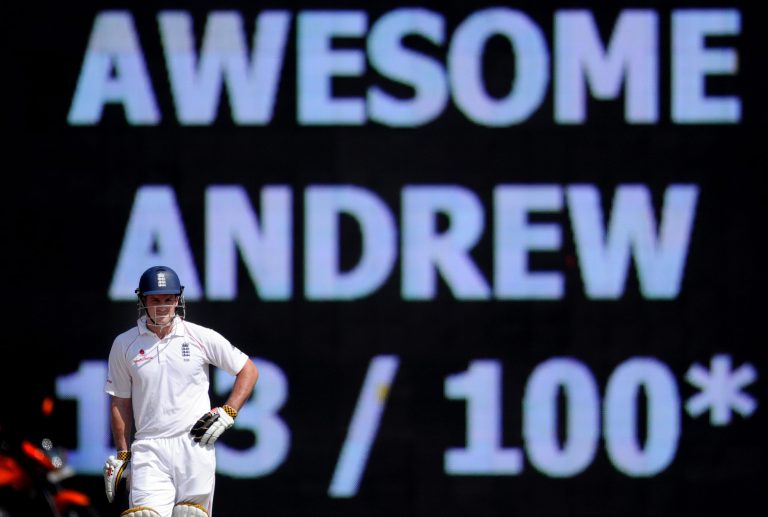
(135, 266, 185, 296)
(135, 266, 186, 319)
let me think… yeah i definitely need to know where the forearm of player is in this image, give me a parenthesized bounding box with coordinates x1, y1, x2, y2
(224, 359, 259, 411)
(110, 396, 133, 450)
(105, 396, 133, 503)
(190, 361, 258, 445)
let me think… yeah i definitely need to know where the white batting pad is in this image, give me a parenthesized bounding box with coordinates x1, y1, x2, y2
(172, 502, 209, 517)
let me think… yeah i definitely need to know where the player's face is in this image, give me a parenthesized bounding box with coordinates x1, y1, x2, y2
(145, 294, 179, 326)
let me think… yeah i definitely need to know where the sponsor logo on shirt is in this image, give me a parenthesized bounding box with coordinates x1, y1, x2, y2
(182, 342, 190, 362)
(133, 353, 154, 364)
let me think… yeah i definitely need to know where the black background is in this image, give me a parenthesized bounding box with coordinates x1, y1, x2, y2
(2, 1, 765, 516)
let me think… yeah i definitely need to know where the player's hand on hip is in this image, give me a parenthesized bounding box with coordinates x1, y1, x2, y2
(190, 405, 237, 445)
(103, 450, 130, 503)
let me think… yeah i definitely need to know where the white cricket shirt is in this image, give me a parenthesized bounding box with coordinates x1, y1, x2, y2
(104, 316, 249, 440)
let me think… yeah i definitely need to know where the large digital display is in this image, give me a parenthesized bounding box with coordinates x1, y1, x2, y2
(2, 1, 763, 516)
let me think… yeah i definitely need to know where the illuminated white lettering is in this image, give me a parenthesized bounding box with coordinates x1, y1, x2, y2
(449, 8, 549, 126)
(494, 185, 563, 299)
(70, 8, 742, 127)
(68, 11, 160, 125)
(109, 186, 202, 300)
(297, 11, 367, 125)
(367, 8, 447, 127)
(402, 186, 491, 300)
(555, 10, 658, 123)
(672, 9, 741, 123)
(158, 10, 291, 125)
(206, 186, 292, 301)
(567, 184, 698, 299)
(111, 183, 698, 301)
(305, 186, 397, 299)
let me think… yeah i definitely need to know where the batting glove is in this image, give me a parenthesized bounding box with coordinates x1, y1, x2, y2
(190, 405, 237, 445)
(104, 450, 130, 503)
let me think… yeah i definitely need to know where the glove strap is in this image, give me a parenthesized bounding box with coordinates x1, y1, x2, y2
(117, 450, 131, 461)
(221, 405, 238, 419)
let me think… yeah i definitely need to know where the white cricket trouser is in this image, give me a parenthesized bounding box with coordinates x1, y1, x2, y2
(130, 434, 216, 517)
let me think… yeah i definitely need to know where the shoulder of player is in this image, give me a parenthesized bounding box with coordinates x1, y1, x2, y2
(112, 326, 141, 347)
(179, 319, 226, 343)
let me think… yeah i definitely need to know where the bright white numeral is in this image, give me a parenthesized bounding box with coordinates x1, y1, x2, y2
(604, 357, 680, 476)
(444, 360, 522, 474)
(55, 360, 113, 473)
(523, 358, 600, 477)
(215, 357, 290, 477)
(447, 357, 682, 479)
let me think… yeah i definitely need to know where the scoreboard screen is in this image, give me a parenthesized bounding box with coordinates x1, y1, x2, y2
(3, 1, 764, 516)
